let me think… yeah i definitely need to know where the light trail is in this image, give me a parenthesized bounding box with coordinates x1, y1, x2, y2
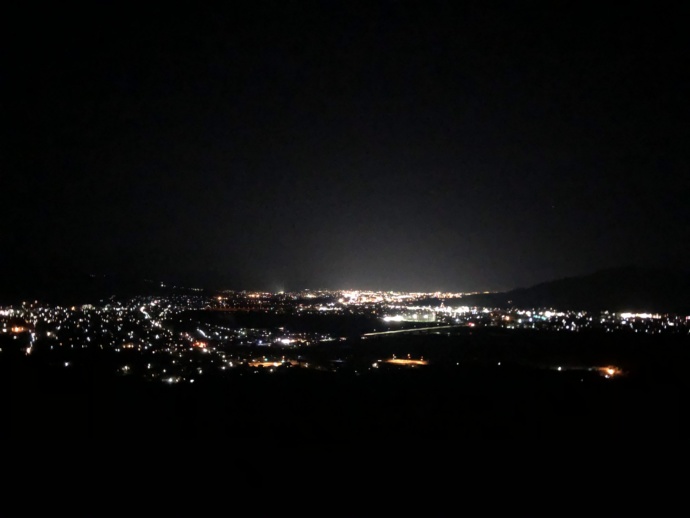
(363, 324, 465, 337)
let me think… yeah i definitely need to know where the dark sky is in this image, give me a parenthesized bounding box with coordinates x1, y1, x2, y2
(3, 0, 689, 293)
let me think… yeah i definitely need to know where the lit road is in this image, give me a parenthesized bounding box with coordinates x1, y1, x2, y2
(363, 324, 465, 337)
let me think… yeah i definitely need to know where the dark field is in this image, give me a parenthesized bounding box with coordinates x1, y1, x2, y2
(7, 327, 686, 441)
(4, 327, 687, 517)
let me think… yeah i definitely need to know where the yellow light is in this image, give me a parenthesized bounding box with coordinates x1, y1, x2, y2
(384, 358, 429, 366)
(597, 366, 621, 377)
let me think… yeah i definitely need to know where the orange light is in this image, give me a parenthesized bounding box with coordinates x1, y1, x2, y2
(384, 358, 428, 366)
(248, 360, 282, 368)
(597, 366, 621, 377)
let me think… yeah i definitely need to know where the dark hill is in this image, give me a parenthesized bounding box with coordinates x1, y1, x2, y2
(0, 271, 201, 306)
(461, 266, 690, 314)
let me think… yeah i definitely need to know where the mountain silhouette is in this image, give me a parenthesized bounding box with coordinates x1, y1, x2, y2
(0, 271, 200, 306)
(461, 266, 690, 314)
(3, 265, 690, 314)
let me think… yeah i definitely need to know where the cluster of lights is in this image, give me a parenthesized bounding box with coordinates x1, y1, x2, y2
(2, 289, 689, 384)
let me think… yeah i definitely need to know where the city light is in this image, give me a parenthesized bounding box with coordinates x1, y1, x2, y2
(0, 288, 685, 385)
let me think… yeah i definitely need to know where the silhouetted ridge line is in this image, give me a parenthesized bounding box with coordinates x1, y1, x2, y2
(461, 266, 690, 314)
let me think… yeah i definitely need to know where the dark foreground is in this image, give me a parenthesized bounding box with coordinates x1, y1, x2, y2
(3, 331, 688, 517)
(7, 362, 684, 441)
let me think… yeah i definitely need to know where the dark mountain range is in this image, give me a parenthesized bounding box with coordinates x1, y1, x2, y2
(2, 265, 689, 314)
(460, 266, 690, 314)
(0, 271, 201, 306)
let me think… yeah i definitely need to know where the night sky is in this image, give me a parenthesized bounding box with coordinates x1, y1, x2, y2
(4, 0, 689, 293)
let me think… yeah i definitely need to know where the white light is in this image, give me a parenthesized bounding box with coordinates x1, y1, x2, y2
(557, 366, 562, 371)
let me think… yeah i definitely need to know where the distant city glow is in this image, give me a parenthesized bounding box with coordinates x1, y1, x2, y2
(0, 288, 685, 384)
(619, 312, 660, 319)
